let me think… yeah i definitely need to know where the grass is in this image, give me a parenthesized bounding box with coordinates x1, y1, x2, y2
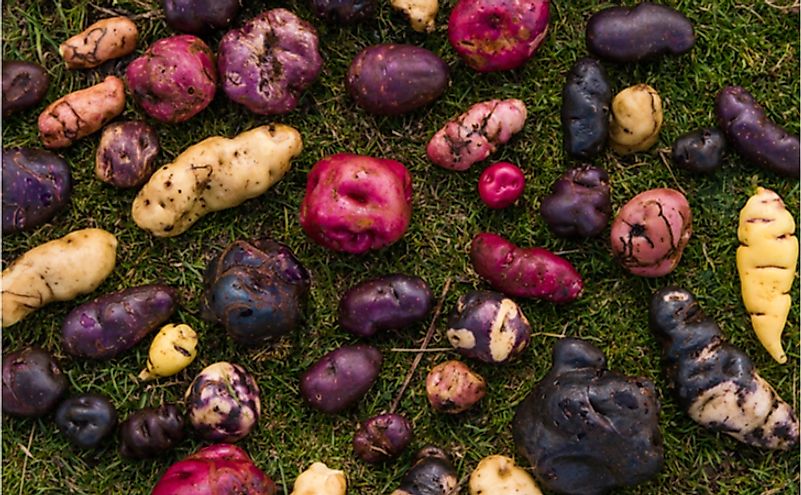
(1, 0, 799, 493)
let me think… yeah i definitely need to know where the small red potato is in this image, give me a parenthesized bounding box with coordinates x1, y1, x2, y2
(426, 360, 486, 413)
(478, 162, 525, 209)
(59, 17, 138, 69)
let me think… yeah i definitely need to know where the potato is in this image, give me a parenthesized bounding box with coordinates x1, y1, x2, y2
(138, 324, 198, 381)
(300, 344, 383, 414)
(608, 84, 663, 154)
(96, 121, 160, 188)
(2, 346, 67, 418)
(38, 75, 125, 149)
(512, 338, 664, 495)
(469, 455, 542, 495)
(540, 165, 611, 238)
(1, 228, 117, 327)
(671, 128, 726, 174)
(478, 161, 525, 209)
(291, 463, 347, 495)
(119, 405, 185, 459)
(561, 58, 612, 159)
(132, 125, 302, 237)
(426, 359, 486, 413)
(391, 0, 438, 32)
(2, 60, 49, 118)
(59, 17, 138, 69)
(391, 446, 458, 495)
(3, 147, 72, 235)
(715, 85, 800, 178)
(586, 3, 694, 63)
(55, 393, 117, 449)
(311, 0, 375, 23)
(163, 0, 241, 34)
(353, 413, 412, 463)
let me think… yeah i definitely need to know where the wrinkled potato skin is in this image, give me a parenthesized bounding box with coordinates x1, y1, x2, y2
(132, 125, 302, 237)
(38, 76, 125, 149)
(609, 84, 663, 154)
(2, 228, 117, 327)
(469, 455, 542, 495)
(561, 58, 611, 159)
(2, 61, 50, 117)
(291, 463, 347, 495)
(391, 0, 438, 32)
(60, 17, 138, 69)
(95, 121, 160, 188)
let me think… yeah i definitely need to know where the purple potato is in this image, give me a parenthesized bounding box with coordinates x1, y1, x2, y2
(163, 0, 241, 34)
(561, 58, 612, 159)
(201, 239, 310, 345)
(2, 60, 50, 118)
(540, 165, 611, 238)
(61, 285, 177, 359)
(347, 44, 449, 116)
(185, 362, 261, 442)
(392, 446, 458, 495)
(715, 85, 799, 179)
(119, 404, 185, 459)
(95, 121, 160, 188)
(671, 128, 726, 174)
(446, 290, 531, 364)
(218, 9, 323, 115)
(426, 360, 486, 414)
(310, 0, 375, 23)
(55, 394, 117, 449)
(586, 3, 695, 63)
(300, 344, 383, 414)
(353, 413, 412, 463)
(2, 346, 67, 417)
(339, 274, 433, 338)
(2, 147, 72, 235)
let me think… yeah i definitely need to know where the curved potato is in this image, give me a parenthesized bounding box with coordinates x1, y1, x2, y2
(60, 17, 138, 69)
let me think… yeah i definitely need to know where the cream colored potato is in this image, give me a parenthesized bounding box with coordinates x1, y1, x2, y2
(469, 455, 542, 495)
(609, 84, 663, 155)
(291, 462, 346, 495)
(1, 228, 117, 327)
(60, 17, 138, 69)
(391, 0, 438, 32)
(132, 125, 303, 237)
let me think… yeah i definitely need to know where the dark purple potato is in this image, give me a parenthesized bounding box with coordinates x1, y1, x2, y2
(672, 128, 726, 174)
(119, 404, 185, 459)
(392, 446, 458, 495)
(95, 121, 160, 188)
(300, 345, 383, 414)
(310, 0, 375, 23)
(55, 394, 117, 449)
(2, 147, 72, 235)
(561, 58, 612, 159)
(715, 85, 799, 179)
(202, 239, 310, 345)
(2, 346, 67, 417)
(339, 274, 433, 338)
(512, 338, 664, 495)
(446, 290, 531, 364)
(426, 360, 486, 414)
(347, 44, 449, 116)
(218, 9, 323, 115)
(2, 60, 50, 118)
(586, 3, 695, 63)
(540, 165, 611, 238)
(162, 0, 241, 34)
(61, 285, 177, 359)
(353, 413, 412, 463)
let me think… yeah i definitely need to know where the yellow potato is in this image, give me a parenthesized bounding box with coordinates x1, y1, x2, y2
(132, 125, 303, 237)
(2, 228, 117, 327)
(60, 17, 138, 69)
(139, 323, 198, 381)
(469, 455, 543, 495)
(609, 84, 663, 155)
(391, 0, 438, 32)
(291, 462, 346, 495)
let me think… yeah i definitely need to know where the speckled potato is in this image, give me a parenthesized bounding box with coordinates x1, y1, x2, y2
(672, 128, 726, 174)
(132, 125, 302, 237)
(291, 463, 347, 495)
(353, 413, 413, 463)
(138, 323, 198, 380)
(300, 345, 383, 414)
(119, 404, 185, 459)
(2, 61, 50, 117)
(163, 0, 241, 34)
(311, 0, 375, 23)
(95, 121, 160, 188)
(469, 455, 542, 495)
(608, 84, 663, 155)
(561, 58, 612, 159)
(426, 360, 486, 413)
(2, 346, 68, 417)
(2, 228, 117, 327)
(391, 446, 458, 495)
(55, 394, 117, 449)
(391, 0, 438, 32)
(59, 17, 138, 69)
(540, 165, 611, 238)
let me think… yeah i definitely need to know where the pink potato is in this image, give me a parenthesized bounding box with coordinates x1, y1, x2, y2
(610, 188, 692, 277)
(299, 153, 413, 254)
(449, 0, 549, 72)
(427, 99, 527, 171)
(470, 232, 583, 303)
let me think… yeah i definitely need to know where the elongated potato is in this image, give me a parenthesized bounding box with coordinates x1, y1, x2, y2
(132, 125, 302, 237)
(60, 17, 138, 69)
(2, 228, 117, 327)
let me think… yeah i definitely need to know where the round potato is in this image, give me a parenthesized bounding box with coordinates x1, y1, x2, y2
(608, 84, 663, 155)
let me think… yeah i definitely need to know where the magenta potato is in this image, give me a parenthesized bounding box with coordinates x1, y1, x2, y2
(715, 85, 799, 179)
(2, 60, 49, 118)
(540, 165, 611, 238)
(478, 161, 525, 209)
(426, 360, 486, 413)
(2, 147, 72, 235)
(2, 346, 67, 417)
(393, 446, 458, 495)
(95, 121, 160, 188)
(448, 0, 549, 72)
(55, 394, 117, 449)
(218, 9, 322, 115)
(586, 3, 695, 63)
(311, 0, 375, 23)
(671, 128, 726, 174)
(353, 413, 413, 463)
(300, 344, 383, 414)
(338, 274, 433, 338)
(163, 0, 240, 34)
(347, 44, 449, 116)
(152, 444, 278, 495)
(119, 404, 185, 459)
(562, 58, 612, 159)
(300, 153, 413, 254)
(61, 285, 177, 359)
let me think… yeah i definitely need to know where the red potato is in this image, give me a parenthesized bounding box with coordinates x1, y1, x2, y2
(478, 162, 525, 209)
(426, 360, 486, 413)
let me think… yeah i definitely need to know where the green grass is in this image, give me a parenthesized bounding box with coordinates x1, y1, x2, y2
(2, 0, 799, 493)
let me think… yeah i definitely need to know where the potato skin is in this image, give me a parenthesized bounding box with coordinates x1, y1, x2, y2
(608, 84, 663, 154)
(353, 413, 412, 463)
(671, 128, 726, 174)
(61, 284, 177, 359)
(163, 0, 241, 34)
(59, 17, 138, 69)
(586, 3, 694, 63)
(2, 228, 117, 327)
(300, 344, 383, 414)
(2, 60, 50, 118)
(2, 147, 72, 234)
(391, 446, 458, 495)
(561, 58, 611, 159)
(38, 75, 125, 149)
(469, 455, 542, 495)
(540, 165, 611, 238)
(291, 463, 347, 495)
(95, 121, 160, 188)
(715, 85, 800, 179)
(132, 125, 302, 237)
(2, 346, 67, 417)
(311, 0, 375, 23)
(426, 360, 486, 413)
(119, 405, 185, 459)
(55, 394, 117, 449)
(478, 161, 525, 209)
(391, 0, 438, 32)
(347, 44, 449, 116)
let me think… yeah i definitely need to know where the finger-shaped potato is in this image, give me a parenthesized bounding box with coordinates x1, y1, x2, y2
(608, 84, 662, 155)
(138, 324, 198, 380)
(59, 17, 138, 69)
